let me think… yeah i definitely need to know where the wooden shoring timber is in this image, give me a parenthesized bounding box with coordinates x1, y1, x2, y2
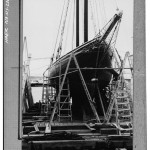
(46, 67, 132, 81)
(73, 54, 100, 123)
(97, 85, 106, 119)
(27, 136, 133, 150)
(68, 67, 132, 70)
(49, 52, 73, 125)
(49, 52, 100, 125)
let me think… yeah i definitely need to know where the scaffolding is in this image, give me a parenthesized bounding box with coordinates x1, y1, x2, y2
(48, 52, 101, 126)
(40, 11, 133, 134)
(104, 51, 133, 135)
(40, 50, 133, 136)
(57, 78, 72, 122)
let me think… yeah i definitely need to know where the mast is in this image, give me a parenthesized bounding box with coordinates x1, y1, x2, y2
(84, 0, 88, 42)
(76, 0, 79, 47)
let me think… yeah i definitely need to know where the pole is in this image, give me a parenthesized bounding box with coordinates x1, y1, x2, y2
(84, 0, 88, 42)
(76, 0, 79, 47)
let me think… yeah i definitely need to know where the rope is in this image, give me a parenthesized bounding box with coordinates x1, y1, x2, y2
(89, 0, 97, 35)
(107, 20, 122, 64)
(95, 16, 113, 38)
(96, 0, 104, 27)
(113, 21, 121, 47)
(101, 0, 107, 23)
(53, 0, 66, 59)
(97, 0, 106, 26)
(62, 0, 73, 55)
(93, 0, 100, 30)
(94, 14, 122, 79)
(56, 0, 70, 60)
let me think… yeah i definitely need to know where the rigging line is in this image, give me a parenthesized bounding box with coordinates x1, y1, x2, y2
(56, 0, 70, 59)
(63, 0, 73, 55)
(110, 21, 122, 66)
(97, 24, 120, 69)
(94, 0, 100, 31)
(114, 47, 122, 63)
(94, 17, 122, 78)
(93, 19, 118, 80)
(113, 20, 121, 48)
(108, 20, 122, 65)
(60, 0, 70, 44)
(54, 0, 71, 84)
(106, 21, 120, 47)
(101, 0, 107, 23)
(95, 16, 113, 38)
(91, 0, 98, 35)
(97, 0, 106, 26)
(89, 0, 97, 35)
(53, 0, 66, 58)
(92, 0, 97, 29)
(96, 0, 104, 27)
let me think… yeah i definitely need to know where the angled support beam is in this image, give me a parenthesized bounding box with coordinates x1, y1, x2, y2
(97, 85, 106, 119)
(49, 51, 101, 126)
(73, 55, 100, 123)
(49, 53, 73, 126)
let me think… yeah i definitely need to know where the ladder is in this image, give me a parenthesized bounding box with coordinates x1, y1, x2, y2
(57, 78, 72, 122)
(49, 53, 100, 125)
(48, 85, 57, 112)
(105, 76, 132, 135)
(115, 78, 132, 135)
(41, 76, 51, 115)
(42, 76, 48, 103)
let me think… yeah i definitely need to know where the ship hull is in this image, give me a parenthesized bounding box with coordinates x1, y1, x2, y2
(49, 41, 118, 121)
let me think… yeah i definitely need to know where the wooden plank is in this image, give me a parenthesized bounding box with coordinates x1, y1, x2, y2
(27, 137, 132, 149)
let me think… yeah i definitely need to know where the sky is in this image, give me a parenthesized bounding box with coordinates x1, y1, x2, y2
(23, 0, 133, 76)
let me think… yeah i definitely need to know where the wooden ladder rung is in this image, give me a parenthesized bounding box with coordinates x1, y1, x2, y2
(58, 115, 72, 118)
(60, 95, 69, 97)
(118, 109, 130, 111)
(117, 102, 129, 105)
(59, 102, 70, 104)
(119, 114, 132, 118)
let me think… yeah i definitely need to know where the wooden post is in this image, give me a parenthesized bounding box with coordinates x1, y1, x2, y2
(76, 0, 79, 47)
(84, 0, 88, 42)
